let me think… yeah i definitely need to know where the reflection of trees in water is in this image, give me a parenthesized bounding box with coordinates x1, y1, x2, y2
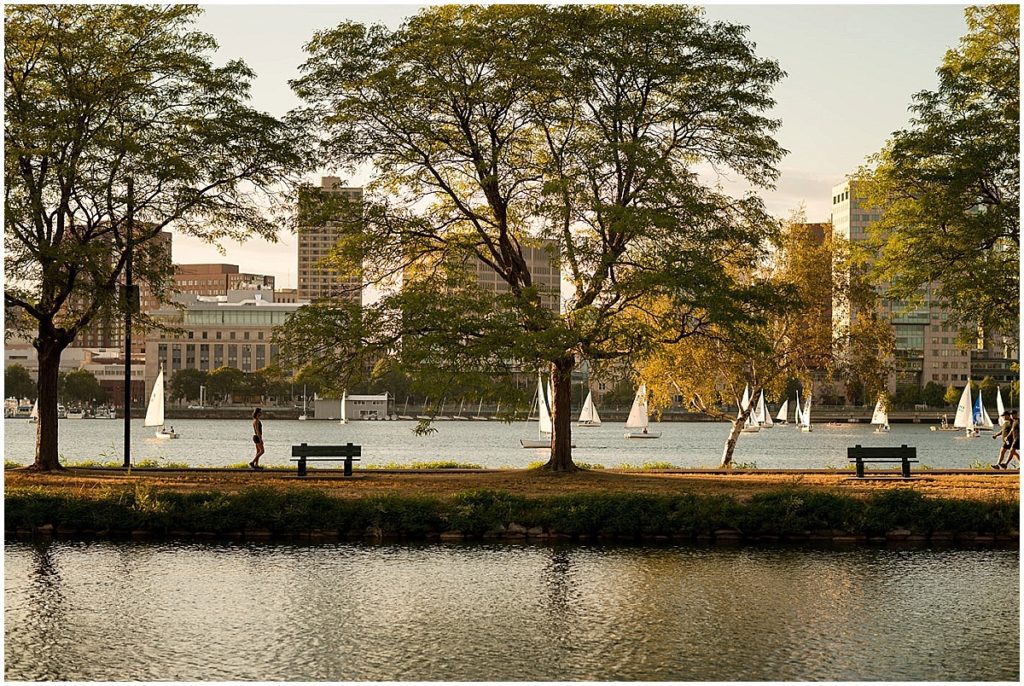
(8, 541, 70, 678)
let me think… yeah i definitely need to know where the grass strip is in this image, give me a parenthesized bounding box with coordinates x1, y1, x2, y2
(4, 486, 1018, 540)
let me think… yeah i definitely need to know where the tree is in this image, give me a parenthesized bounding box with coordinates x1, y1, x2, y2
(944, 383, 962, 406)
(169, 369, 207, 404)
(978, 375, 998, 406)
(922, 380, 947, 407)
(61, 369, 106, 406)
(5, 5, 305, 470)
(284, 5, 785, 470)
(5, 364, 35, 400)
(860, 6, 1019, 336)
(206, 367, 245, 405)
(893, 385, 922, 408)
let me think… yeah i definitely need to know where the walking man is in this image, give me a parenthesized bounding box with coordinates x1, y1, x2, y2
(992, 410, 1013, 468)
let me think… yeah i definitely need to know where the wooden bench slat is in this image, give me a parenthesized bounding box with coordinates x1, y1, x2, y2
(292, 444, 362, 457)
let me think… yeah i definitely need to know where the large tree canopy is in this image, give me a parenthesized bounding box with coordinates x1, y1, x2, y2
(283, 4, 786, 470)
(5, 4, 306, 469)
(860, 5, 1019, 336)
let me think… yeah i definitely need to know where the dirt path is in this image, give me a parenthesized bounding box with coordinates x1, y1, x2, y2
(5, 468, 1018, 502)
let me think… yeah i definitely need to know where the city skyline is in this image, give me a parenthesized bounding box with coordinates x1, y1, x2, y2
(169, 2, 970, 288)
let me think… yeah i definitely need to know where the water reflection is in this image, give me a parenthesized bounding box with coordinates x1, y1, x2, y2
(4, 540, 1019, 681)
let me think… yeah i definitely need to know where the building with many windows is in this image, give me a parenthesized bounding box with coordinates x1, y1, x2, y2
(297, 177, 363, 303)
(831, 178, 1017, 394)
(143, 290, 304, 399)
(174, 263, 275, 297)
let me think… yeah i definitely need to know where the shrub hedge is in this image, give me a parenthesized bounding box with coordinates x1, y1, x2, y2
(4, 485, 1018, 540)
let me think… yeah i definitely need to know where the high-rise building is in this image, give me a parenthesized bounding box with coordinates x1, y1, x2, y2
(297, 177, 363, 303)
(473, 240, 561, 313)
(831, 179, 1015, 392)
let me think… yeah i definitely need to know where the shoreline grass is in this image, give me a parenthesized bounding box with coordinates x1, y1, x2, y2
(5, 485, 1018, 545)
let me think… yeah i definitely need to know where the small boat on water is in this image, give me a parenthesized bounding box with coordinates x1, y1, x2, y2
(624, 383, 660, 439)
(578, 390, 602, 427)
(799, 394, 813, 432)
(521, 375, 553, 448)
(452, 399, 469, 420)
(66, 408, 85, 420)
(775, 399, 788, 425)
(739, 385, 759, 433)
(871, 395, 890, 433)
(145, 367, 179, 439)
(952, 384, 979, 438)
(756, 390, 774, 429)
(471, 397, 489, 420)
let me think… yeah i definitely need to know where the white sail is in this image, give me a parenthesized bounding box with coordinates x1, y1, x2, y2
(738, 384, 750, 417)
(755, 391, 767, 424)
(537, 374, 552, 436)
(871, 396, 888, 427)
(801, 394, 813, 428)
(793, 395, 801, 426)
(144, 369, 165, 427)
(760, 391, 774, 427)
(996, 386, 1005, 418)
(29, 400, 38, 421)
(776, 399, 788, 423)
(980, 402, 994, 429)
(952, 384, 974, 429)
(624, 384, 649, 431)
(340, 390, 348, 424)
(578, 391, 602, 426)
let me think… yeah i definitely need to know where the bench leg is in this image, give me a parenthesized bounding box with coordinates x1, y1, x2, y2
(856, 458, 865, 478)
(902, 457, 910, 478)
(297, 457, 307, 477)
(344, 457, 353, 477)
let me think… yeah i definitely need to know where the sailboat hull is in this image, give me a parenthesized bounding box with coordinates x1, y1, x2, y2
(800, 426, 812, 433)
(577, 420, 601, 427)
(741, 425, 760, 433)
(520, 438, 576, 448)
(155, 431, 179, 439)
(624, 431, 661, 439)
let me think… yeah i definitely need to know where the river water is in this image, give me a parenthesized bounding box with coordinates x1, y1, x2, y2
(3, 540, 1018, 681)
(3, 417, 997, 468)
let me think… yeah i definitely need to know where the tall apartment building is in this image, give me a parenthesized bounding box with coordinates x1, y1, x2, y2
(473, 240, 562, 313)
(174, 263, 275, 297)
(831, 179, 1014, 392)
(297, 177, 363, 303)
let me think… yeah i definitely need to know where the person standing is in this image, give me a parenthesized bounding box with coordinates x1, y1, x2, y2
(249, 407, 265, 469)
(992, 410, 1013, 468)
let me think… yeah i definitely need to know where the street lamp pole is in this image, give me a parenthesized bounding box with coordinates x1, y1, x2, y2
(122, 178, 139, 469)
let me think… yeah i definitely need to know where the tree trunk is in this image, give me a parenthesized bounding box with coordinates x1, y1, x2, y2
(32, 333, 69, 471)
(719, 418, 744, 468)
(719, 387, 759, 468)
(543, 356, 577, 472)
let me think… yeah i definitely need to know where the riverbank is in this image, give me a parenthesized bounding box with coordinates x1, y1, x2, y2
(5, 469, 1018, 545)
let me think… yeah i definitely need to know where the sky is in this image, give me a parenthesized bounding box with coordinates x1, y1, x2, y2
(176, 2, 971, 289)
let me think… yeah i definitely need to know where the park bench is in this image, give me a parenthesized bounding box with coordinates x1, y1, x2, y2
(848, 444, 918, 478)
(291, 442, 361, 477)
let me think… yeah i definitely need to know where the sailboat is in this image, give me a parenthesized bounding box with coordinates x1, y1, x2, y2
(28, 399, 38, 423)
(578, 390, 602, 427)
(775, 398, 789, 425)
(996, 386, 1005, 419)
(624, 383, 660, 439)
(739, 385, 760, 433)
(973, 390, 994, 432)
(452, 398, 468, 420)
(871, 395, 890, 433)
(799, 394, 813, 432)
(471, 397, 489, 420)
(521, 374, 553, 448)
(952, 384, 978, 437)
(145, 367, 179, 439)
(756, 390, 774, 429)
(298, 385, 308, 420)
(416, 396, 432, 421)
(339, 390, 348, 424)
(435, 397, 451, 420)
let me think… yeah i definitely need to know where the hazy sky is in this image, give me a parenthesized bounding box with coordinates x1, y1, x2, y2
(178, 2, 970, 288)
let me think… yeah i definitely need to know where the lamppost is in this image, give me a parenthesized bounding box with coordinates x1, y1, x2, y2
(122, 178, 140, 469)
